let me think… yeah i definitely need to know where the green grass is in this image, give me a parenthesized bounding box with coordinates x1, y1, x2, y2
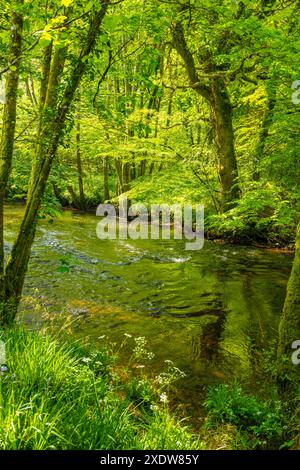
(1, 328, 295, 450)
(0, 328, 200, 450)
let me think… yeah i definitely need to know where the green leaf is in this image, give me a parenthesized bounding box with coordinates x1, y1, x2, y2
(58, 265, 70, 273)
(61, 0, 73, 7)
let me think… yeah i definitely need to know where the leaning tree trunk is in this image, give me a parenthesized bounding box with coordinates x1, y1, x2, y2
(211, 78, 240, 211)
(277, 222, 300, 388)
(0, 2, 110, 326)
(3, 40, 68, 321)
(0, 6, 23, 314)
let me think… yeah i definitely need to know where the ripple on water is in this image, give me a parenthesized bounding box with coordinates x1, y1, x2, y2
(4, 203, 293, 419)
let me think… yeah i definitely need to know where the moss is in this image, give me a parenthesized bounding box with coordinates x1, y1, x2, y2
(277, 222, 300, 384)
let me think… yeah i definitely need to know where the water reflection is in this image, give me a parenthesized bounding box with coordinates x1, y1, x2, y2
(4, 203, 292, 418)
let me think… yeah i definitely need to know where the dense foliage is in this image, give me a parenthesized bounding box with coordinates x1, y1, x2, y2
(0, 0, 299, 453)
(1, 0, 299, 243)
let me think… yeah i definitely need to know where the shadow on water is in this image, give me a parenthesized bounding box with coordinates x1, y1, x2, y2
(4, 203, 293, 421)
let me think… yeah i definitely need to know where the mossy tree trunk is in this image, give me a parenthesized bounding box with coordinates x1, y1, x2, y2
(211, 78, 240, 210)
(0, 2, 110, 326)
(253, 86, 276, 181)
(277, 222, 300, 387)
(122, 161, 131, 192)
(0, 5, 23, 316)
(76, 111, 86, 210)
(172, 21, 240, 212)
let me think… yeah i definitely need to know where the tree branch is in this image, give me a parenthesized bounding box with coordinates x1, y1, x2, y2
(171, 21, 212, 103)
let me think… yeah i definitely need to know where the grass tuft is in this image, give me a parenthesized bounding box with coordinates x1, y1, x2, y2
(0, 328, 199, 450)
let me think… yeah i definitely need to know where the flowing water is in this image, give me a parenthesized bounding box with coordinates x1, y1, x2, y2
(4, 203, 293, 419)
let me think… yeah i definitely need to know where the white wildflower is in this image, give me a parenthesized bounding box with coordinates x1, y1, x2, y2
(160, 393, 168, 403)
(150, 404, 159, 411)
(81, 357, 91, 363)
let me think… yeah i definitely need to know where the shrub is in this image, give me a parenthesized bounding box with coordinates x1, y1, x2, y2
(206, 184, 298, 245)
(204, 384, 284, 444)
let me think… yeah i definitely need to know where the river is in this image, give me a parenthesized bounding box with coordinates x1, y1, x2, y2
(4, 202, 293, 420)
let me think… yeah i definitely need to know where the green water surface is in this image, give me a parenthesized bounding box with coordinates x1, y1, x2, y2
(4, 203, 293, 419)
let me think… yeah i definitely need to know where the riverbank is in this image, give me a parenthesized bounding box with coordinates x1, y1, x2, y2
(0, 328, 297, 450)
(0, 328, 200, 450)
(6, 195, 297, 250)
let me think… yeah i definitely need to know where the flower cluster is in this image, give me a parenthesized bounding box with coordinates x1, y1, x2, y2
(132, 336, 155, 362)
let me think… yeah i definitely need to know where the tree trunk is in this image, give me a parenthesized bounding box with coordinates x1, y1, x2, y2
(103, 157, 110, 201)
(140, 157, 147, 177)
(122, 162, 131, 192)
(67, 185, 79, 208)
(52, 181, 68, 206)
(115, 159, 124, 195)
(0, 5, 23, 313)
(211, 78, 240, 210)
(76, 114, 86, 210)
(253, 88, 276, 181)
(0, 2, 110, 326)
(277, 222, 300, 388)
(172, 21, 240, 212)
